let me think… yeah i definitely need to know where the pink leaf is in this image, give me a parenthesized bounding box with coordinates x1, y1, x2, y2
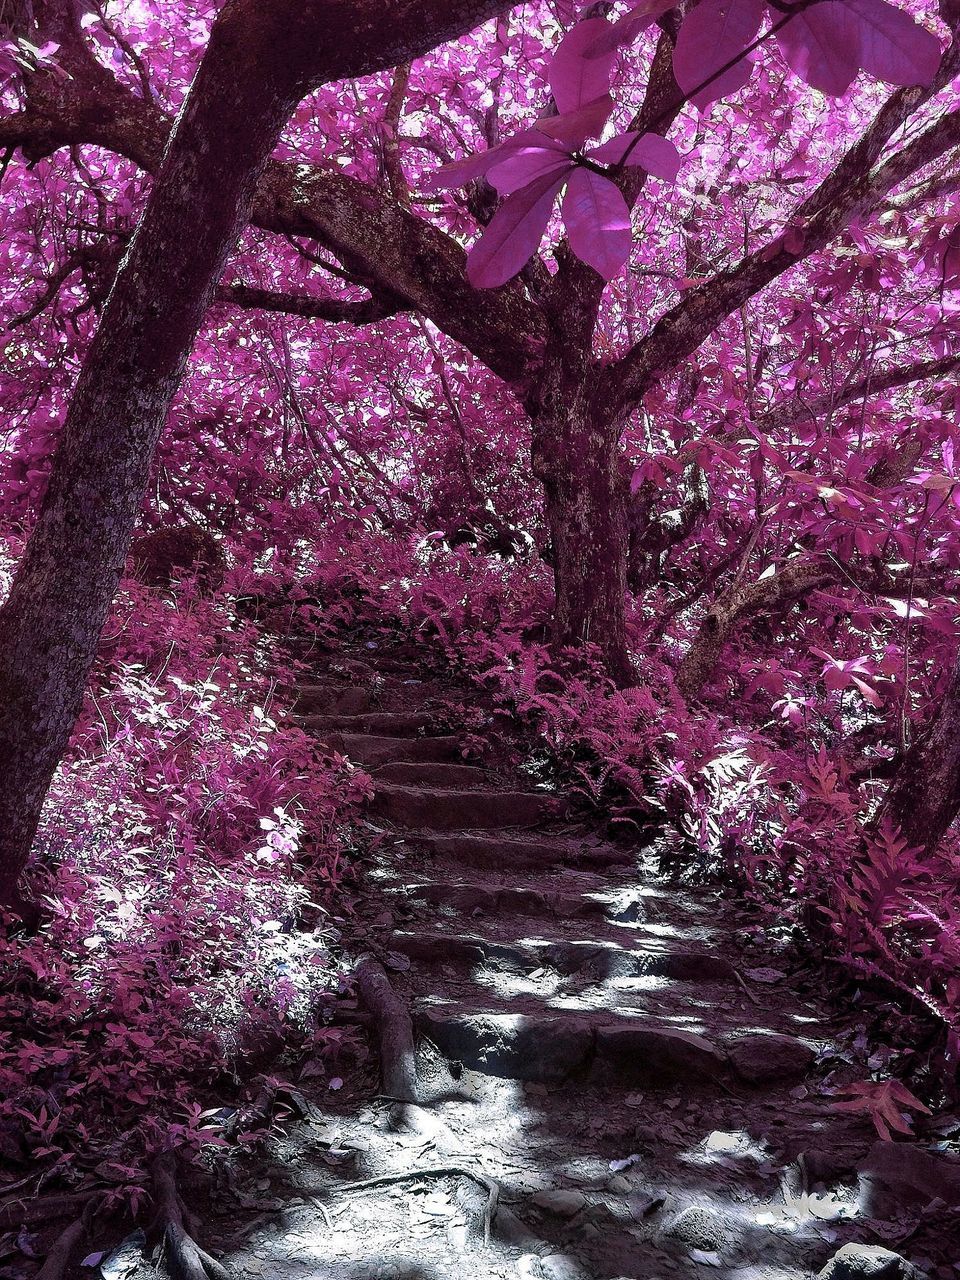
(487, 135, 573, 195)
(845, 0, 941, 87)
(673, 0, 764, 110)
(534, 94, 615, 146)
(589, 131, 681, 182)
(775, 2, 866, 96)
(426, 132, 535, 192)
(467, 170, 567, 289)
(562, 168, 632, 280)
(549, 18, 618, 113)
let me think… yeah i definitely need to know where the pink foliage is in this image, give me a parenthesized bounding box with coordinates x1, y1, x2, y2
(0, 574, 369, 1190)
(0, 0, 959, 1185)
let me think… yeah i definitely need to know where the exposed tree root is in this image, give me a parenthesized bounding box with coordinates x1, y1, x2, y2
(316, 1165, 500, 1244)
(0, 1192, 100, 1230)
(35, 1216, 88, 1280)
(354, 953, 419, 1104)
(152, 1153, 230, 1280)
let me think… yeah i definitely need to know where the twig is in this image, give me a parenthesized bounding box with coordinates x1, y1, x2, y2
(733, 969, 761, 1005)
(318, 1165, 500, 1244)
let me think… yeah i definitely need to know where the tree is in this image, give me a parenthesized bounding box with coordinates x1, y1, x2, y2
(0, 0, 517, 913)
(3, 0, 960, 912)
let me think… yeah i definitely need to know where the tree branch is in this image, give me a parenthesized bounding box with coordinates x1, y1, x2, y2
(7, 0, 544, 388)
(602, 29, 960, 418)
(757, 352, 960, 438)
(215, 281, 404, 325)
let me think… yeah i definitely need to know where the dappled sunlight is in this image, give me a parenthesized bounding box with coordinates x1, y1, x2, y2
(2, 3, 958, 1279)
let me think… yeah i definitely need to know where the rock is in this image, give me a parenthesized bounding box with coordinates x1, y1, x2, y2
(592, 1025, 725, 1086)
(799, 1145, 861, 1184)
(540, 1255, 590, 1280)
(858, 1140, 960, 1216)
(705, 1130, 743, 1153)
(817, 1244, 923, 1280)
(496, 1207, 542, 1250)
(661, 1205, 728, 1252)
(530, 1189, 588, 1217)
(725, 1030, 815, 1084)
(417, 1009, 594, 1082)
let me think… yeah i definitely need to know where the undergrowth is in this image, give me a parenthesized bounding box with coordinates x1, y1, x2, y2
(1, 575, 369, 1215)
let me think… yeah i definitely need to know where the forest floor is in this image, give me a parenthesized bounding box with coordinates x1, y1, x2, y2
(107, 632, 960, 1280)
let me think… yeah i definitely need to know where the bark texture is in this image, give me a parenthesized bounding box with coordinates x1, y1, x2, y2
(677, 557, 836, 701)
(885, 651, 960, 854)
(0, 0, 518, 909)
(530, 358, 631, 685)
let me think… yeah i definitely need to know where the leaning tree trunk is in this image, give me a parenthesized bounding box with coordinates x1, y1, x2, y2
(883, 649, 960, 854)
(0, 0, 515, 914)
(532, 398, 632, 687)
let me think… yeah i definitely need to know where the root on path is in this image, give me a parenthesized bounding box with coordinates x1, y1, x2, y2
(152, 1153, 231, 1280)
(0, 1192, 101, 1230)
(355, 953, 419, 1104)
(35, 1216, 89, 1280)
(316, 1165, 501, 1245)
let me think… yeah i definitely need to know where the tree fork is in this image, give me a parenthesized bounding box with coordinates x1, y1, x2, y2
(0, 0, 518, 912)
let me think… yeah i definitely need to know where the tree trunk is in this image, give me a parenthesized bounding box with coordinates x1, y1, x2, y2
(532, 403, 632, 686)
(884, 650, 960, 854)
(0, 0, 515, 913)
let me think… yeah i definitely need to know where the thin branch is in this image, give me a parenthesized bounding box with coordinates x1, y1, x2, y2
(216, 281, 404, 325)
(602, 25, 960, 419)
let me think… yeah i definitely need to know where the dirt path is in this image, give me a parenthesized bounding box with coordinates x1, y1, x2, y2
(214, 637, 959, 1280)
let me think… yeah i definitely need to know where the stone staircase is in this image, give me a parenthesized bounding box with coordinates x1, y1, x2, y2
(220, 635, 945, 1280)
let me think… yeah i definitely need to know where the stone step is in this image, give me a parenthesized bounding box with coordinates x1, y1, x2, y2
(297, 711, 435, 736)
(416, 1003, 724, 1087)
(370, 785, 559, 830)
(326, 733, 462, 766)
(373, 761, 493, 788)
(392, 878, 647, 922)
(296, 682, 372, 715)
(389, 929, 734, 982)
(413, 832, 635, 871)
(415, 1002, 815, 1088)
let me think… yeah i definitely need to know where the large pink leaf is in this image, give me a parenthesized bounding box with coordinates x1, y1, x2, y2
(589, 131, 681, 182)
(467, 170, 567, 289)
(775, 2, 864, 96)
(846, 0, 940, 86)
(673, 0, 764, 110)
(562, 168, 632, 280)
(534, 94, 614, 147)
(487, 136, 573, 195)
(548, 18, 617, 113)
